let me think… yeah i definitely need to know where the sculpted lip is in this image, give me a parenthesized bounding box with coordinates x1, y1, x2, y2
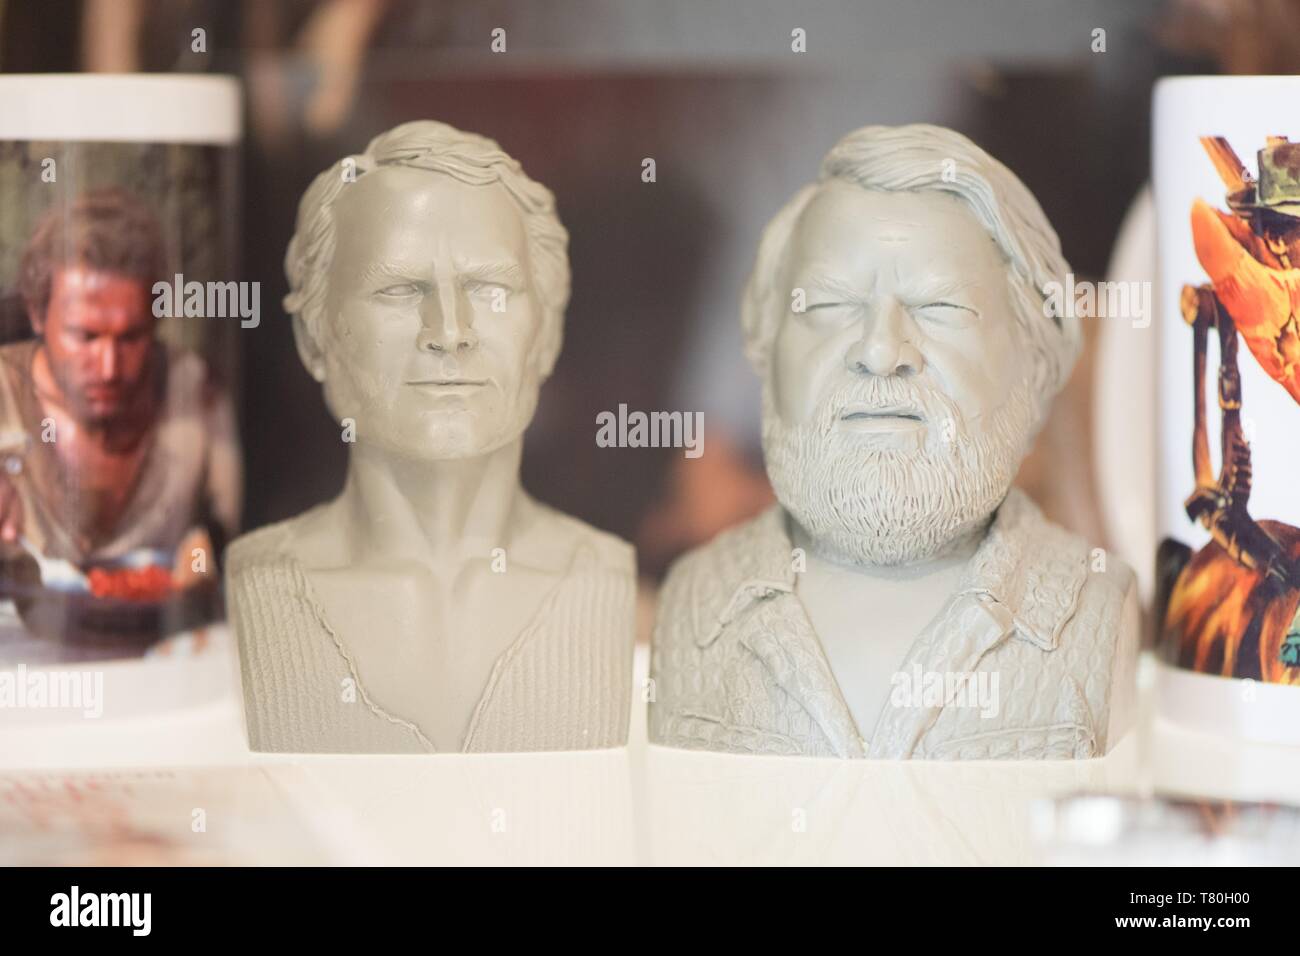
(405, 378, 487, 388)
(838, 402, 925, 424)
(836, 402, 927, 434)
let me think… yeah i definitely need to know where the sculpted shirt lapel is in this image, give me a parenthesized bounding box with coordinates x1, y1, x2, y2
(712, 508, 865, 758)
(739, 597, 866, 758)
(865, 489, 1089, 759)
(865, 591, 1017, 759)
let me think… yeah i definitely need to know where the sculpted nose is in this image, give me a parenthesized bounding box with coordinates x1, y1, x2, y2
(845, 298, 923, 377)
(416, 284, 479, 354)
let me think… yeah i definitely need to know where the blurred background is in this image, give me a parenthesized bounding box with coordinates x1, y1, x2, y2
(1, 0, 1290, 610)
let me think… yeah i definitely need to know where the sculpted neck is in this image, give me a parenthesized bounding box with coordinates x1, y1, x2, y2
(340, 437, 527, 568)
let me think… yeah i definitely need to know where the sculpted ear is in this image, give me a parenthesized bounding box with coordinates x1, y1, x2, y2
(742, 184, 819, 377)
(533, 311, 563, 380)
(292, 313, 326, 382)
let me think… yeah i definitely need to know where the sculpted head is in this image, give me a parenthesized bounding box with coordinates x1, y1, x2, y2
(743, 124, 1080, 566)
(283, 121, 570, 461)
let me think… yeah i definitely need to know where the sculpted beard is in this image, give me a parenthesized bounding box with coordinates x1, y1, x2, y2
(761, 373, 1036, 566)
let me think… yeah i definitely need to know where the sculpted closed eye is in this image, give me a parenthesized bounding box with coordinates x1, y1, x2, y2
(914, 301, 978, 325)
(802, 301, 858, 323)
(376, 282, 422, 299)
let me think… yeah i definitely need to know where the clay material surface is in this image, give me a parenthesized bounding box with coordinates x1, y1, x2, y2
(649, 124, 1139, 759)
(228, 122, 635, 754)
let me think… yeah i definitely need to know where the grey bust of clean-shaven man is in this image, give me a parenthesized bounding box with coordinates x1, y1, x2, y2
(650, 124, 1139, 760)
(227, 121, 634, 754)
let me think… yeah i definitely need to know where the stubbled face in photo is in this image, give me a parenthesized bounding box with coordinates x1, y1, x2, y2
(762, 183, 1037, 566)
(39, 265, 157, 425)
(319, 165, 546, 460)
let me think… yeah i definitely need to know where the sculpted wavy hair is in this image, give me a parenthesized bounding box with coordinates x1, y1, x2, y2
(283, 120, 571, 378)
(741, 124, 1081, 431)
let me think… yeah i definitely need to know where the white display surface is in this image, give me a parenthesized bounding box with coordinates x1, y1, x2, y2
(3, 643, 1299, 865)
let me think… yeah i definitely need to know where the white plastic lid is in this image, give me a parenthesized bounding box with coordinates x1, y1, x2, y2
(0, 74, 240, 144)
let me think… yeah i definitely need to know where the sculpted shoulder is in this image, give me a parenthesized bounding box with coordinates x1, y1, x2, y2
(1030, 501, 1137, 653)
(1022, 518, 1138, 686)
(1059, 542, 1140, 738)
(1077, 549, 1137, 618)
(526, 502, 635, 579)
(223, 509, 319, 581)
(225, 502, 634, 585)
(997, 514, 1140, 757)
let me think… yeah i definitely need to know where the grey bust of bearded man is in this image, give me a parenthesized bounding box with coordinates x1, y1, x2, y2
(650, 124, 1139, 760)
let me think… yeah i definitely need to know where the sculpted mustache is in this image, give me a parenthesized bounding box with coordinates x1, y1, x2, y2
(819, 378, 962, 428)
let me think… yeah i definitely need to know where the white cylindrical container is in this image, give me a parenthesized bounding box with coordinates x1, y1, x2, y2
(1153, 75, 1300, 745)
(0, 75, 242, 718)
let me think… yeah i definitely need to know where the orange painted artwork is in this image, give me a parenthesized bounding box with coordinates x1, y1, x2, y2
(1158, 136, 1300, 685)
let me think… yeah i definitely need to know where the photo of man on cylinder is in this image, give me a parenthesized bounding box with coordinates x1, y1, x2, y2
(0, 185, 241, 652)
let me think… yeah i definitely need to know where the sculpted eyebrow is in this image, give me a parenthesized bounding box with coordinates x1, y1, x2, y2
(906, 275, 976, 301)
(361, 263, 424, 285)
(359, 261, 524, 286)
(460, 261, 524, 284)
(806, 275, 865, 300)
